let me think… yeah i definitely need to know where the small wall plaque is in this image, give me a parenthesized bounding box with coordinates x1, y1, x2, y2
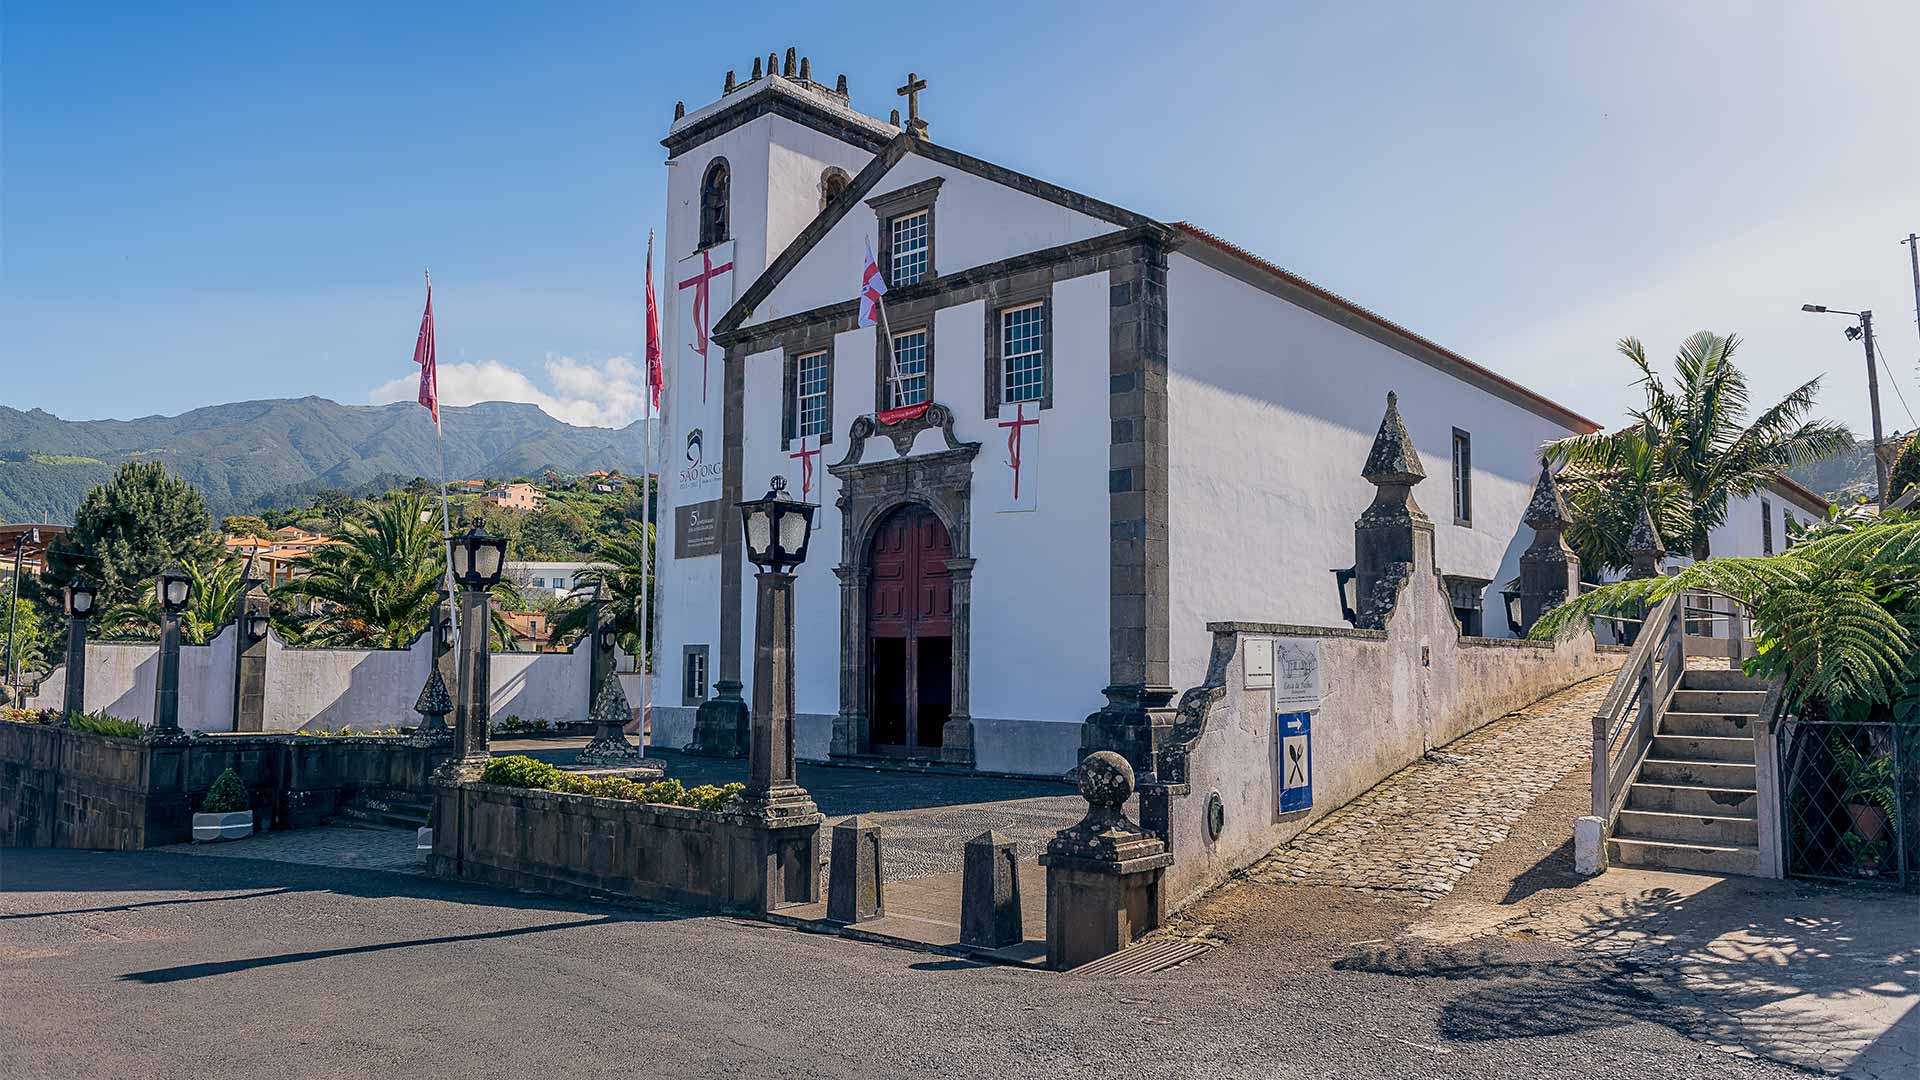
(674, 500, 722, 559)
(1244, 638, 1274, 689)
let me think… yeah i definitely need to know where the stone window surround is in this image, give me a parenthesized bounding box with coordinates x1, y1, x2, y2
(874, 318, 935, 414)
(1450, 426, 1473, 527)
(868, 177, 943, 288)
(819, 166, 852, 212)
(682, 644, 710, 706)
(699, 156, 731, 250)
(983, 282, 1054, 418)
(780, 328, 836, 451)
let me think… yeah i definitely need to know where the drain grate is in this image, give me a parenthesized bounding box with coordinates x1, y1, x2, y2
(1069, 938, 1210, 977)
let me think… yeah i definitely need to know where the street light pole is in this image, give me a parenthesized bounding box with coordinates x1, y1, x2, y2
(1860, 310, 1889, 508)
(1802, 303, 1891, 508)
(5, 528, 38, 697)
(1903, 233, 1920, 351)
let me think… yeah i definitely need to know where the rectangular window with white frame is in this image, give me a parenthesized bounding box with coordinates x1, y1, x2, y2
(1000, 302, 1046, 406)
(889, 327, 930, 408)
(1451, 428, 1472, 526)
(888, 209, 930, 286)
(795, 349, 830, 440)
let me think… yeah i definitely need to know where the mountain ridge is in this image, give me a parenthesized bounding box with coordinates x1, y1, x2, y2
(0, 397, 654, 523)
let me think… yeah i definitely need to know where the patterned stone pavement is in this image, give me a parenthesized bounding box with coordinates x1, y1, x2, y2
(159, 825, 424, 875)
(1244, 671, 1617, 904)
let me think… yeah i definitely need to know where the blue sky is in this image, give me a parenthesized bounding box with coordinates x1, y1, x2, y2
(3, 1, 1917, 435)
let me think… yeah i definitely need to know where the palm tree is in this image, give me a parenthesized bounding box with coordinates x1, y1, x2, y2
(97, 557, 247, 645)
(1546, 332, 1851, 566)
(277, 494, 444, 647)
(1532, 512, 1919, 711)
(548, 525, 654, 667)
(277, 494, 520, 649)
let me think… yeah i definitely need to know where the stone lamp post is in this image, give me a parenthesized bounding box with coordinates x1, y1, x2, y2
(147, 565, 193, 742)
(738, 476, 818, 816)
(446, 522, 507, 769)
(60, 576, 96, 723)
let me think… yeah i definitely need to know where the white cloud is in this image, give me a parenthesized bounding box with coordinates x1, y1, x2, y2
(368, 354, 646, 428)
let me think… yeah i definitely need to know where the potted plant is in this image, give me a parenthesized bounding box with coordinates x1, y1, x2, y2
(1830, 734, 1895, 845)
(192, 767, 254, 842)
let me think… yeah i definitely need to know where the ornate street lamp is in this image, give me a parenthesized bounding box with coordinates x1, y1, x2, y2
(245, 610, 271, 642)
(61, 577, 96, 723)
(150, 566, 193, 738)
(446, 521, 506, 764)
(1331, 567, 1358, 626)
(1500, 584, 1525, 637)
(737, 476, 818, 815)
(739, 476, 816, 572)
(448, 522, 508, 590)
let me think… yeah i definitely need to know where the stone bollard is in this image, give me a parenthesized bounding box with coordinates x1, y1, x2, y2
(960, 830, 1023, 949)
(827, 815, 884, 923)
(1039, 751, 1173, 971)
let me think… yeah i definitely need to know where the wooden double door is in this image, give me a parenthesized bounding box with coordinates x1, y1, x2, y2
(866, 505, 953, 755)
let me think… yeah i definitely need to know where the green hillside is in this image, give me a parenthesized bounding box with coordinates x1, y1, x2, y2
(0, 398, 654, 523)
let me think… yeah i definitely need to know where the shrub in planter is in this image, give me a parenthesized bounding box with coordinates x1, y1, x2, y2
(194, 767, 255, 843)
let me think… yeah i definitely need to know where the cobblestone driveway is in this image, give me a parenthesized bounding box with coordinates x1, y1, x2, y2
(1245, 671, 1616, 903)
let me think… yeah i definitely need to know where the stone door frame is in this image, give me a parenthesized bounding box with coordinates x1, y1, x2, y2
(827, 405, 979, 766)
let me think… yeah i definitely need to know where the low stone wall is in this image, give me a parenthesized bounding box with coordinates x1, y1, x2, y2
(0, 722, 455, 850)
(1151, 535, 1625, 910)
(430, 781, 821, 914)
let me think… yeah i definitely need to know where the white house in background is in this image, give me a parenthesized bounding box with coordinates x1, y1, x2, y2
(648, 50, 1817, 777)
(505, 561, 596, 598)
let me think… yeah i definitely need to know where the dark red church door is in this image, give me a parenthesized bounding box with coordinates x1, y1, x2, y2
(866, 504, 953, 755)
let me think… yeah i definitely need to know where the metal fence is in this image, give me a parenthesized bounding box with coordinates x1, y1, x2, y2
(1778, 717, 1917, 889)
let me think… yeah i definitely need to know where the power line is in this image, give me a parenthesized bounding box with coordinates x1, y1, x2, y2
(1870, 330, 1916, 429)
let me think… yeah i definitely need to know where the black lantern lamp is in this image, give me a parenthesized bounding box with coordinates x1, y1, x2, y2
(738, 476, 816, 572)
(245, 609, 271, 642)
(597, 622, 620, 651)
(1500, 582, 1524, 636)
(434, 608, 454, 650)
(1332, 566, 1358, 626)
(449, 521, 508, 590)
(156, 566, 192, 614)
(64, 577, 97, 618)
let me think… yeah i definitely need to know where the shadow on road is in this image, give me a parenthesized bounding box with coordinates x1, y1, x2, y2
(118, 914, 629, 984)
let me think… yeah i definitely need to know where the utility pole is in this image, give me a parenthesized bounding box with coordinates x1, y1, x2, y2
(1861, 309, 1889, 508)
(1905, 233, 1920, 353)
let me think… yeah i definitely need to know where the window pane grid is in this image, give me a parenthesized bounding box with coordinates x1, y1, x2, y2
(890, 329, 929, 408)
(1001, 303, 1045, 404)
(796, 350, 829, 439)
(890, 211, 929, 285)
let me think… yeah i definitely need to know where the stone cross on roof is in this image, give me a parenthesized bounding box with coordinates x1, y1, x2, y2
(896, 71, 928, 135)
(1522, 458, 1572, 532)
(1361, 391, 1426, 486)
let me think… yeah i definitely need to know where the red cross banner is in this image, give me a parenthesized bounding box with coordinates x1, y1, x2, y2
(671, 241, 733, 505)
(788, 434, 821, 506)
(995, 402, 1040, 512)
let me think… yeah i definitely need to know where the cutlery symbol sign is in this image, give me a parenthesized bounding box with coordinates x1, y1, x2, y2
(1287, 743, 1306, 786)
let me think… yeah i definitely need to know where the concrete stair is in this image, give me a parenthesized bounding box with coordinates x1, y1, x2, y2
(1609, 667, 1770, 876)
(333, 791, 432, 831)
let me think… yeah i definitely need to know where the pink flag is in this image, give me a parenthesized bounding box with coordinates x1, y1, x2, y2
(644, 235, 663, 410)
(413, 277, 439, 424)
(859, 239, 888, 327)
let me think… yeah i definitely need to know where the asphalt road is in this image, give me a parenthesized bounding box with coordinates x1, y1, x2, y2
(0, 849, 1803, 1080)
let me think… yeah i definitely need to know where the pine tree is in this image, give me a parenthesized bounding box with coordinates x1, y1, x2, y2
(45, 462, 218, 612)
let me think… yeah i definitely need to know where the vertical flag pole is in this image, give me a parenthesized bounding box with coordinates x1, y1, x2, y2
(638, 231, 662, 741)
(421, 267, 462, 661)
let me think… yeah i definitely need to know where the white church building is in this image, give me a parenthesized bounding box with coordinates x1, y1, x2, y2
(647, 50, 1826, 777)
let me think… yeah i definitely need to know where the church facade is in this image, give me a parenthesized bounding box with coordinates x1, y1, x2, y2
(648, 53, 1821, 777)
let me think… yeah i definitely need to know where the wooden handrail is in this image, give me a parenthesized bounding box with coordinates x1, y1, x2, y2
(1590, 592, 1683, 821)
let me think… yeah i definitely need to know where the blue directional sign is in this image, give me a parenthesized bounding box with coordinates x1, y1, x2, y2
(1276, 710, 1312, 814)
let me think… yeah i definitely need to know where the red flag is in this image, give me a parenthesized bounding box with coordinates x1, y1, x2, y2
(413, 275, 439, 424)
(644, 235, 663, 410)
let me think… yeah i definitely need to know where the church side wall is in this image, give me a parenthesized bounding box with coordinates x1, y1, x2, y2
(1162, 253, 1589, 690)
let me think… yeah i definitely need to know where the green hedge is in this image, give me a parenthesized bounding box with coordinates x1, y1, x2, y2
(479, 755, 744, 812)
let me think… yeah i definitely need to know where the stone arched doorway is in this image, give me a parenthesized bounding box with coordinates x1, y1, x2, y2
(827, 405, 978, 766)
(866, 504, 953, 753)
